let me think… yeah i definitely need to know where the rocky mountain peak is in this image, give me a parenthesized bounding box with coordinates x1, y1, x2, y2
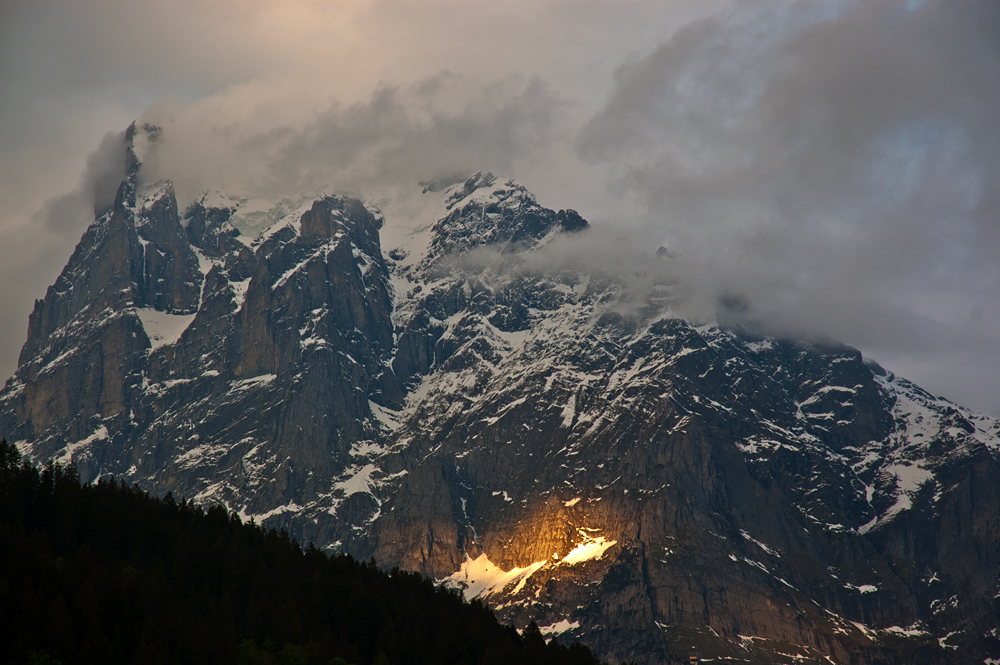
(299, 195, 384, 260)
(424, 172, 588, 264)
(132, 182, 203, 314)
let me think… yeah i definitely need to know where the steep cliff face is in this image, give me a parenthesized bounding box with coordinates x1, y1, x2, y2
(367, 208, 1000, 663)
(1, 131, 998, 664)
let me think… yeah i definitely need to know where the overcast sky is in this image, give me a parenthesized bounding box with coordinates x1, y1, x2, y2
(3, 0, 1000, 415)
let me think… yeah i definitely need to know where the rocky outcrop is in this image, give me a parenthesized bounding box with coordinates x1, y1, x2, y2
(133, 182, 202, 313)
(2, 155, 999, 665)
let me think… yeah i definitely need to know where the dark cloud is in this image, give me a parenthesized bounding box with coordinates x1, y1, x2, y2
(576, 0, 1000, 414)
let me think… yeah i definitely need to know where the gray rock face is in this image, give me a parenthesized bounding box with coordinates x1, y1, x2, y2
(1, 142, 999, 664)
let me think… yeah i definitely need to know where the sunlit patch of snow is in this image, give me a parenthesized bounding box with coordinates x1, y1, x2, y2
(564, 497, 581, 507)
(539, 619, 580, 636)
(137, 308, 196, 349)
(560, 531, 616, 565)
(441, 553, 547, 600)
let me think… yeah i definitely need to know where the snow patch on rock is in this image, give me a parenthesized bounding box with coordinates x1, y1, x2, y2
(441, 553, 547, 600)
(137, 308, 196, 349)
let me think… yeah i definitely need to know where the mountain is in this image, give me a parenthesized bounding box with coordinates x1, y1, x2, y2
(2, 124, 999, 664)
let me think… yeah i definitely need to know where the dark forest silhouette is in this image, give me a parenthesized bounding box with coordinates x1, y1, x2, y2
(0, 439, 604, 665)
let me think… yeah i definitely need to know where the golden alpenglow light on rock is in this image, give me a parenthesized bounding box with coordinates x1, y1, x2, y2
(441, 519, 618, 601)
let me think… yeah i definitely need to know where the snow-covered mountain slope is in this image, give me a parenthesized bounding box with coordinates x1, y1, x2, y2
(2, 124, 999, 665)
